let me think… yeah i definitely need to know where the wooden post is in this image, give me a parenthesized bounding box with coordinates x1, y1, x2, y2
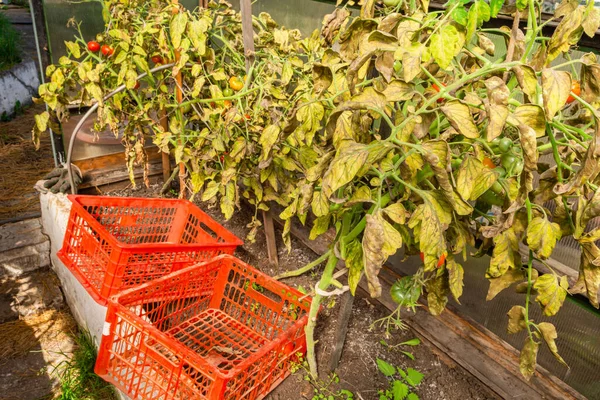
(328, 291, 355, 372)
(240, 0, 278, 266)
(171, 0, 186, 199)
(160, 109, 171, 183)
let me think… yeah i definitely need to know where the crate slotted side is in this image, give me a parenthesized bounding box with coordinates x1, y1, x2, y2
(96, 255, 311, 400)
(58, 195, 243, 305)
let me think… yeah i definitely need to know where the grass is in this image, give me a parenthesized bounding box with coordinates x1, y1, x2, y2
(53, 330, 116, 400)
(0, 12, 21, 71)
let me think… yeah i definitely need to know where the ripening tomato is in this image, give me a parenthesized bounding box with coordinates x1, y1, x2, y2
(134, 81, 140, 89)
(437, 253, 446, 267)
(101, 44, 114, 56)
(87, 41, 100, 52)
(482, 156, 496, 169)
(151, 55, 163, 64)
(431, 83, 445, 103)
(566, 80, 581, 104)
(229, 76, 244, 91)
(223, 100, 233, 108)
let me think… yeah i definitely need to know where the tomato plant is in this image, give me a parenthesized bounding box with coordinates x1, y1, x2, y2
(32, 0, 600, 382)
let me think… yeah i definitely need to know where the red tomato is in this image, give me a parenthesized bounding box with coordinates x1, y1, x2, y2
(134, 81, 140, 89)
(87, 41, 100, 52)
(482, 157, 496, 169)
(151, 55, 163, 64)
(431, 83, 445, 103)
(437, 253, 446, 268)
(101, 44, 114, 56)
(244, 113, 251, 120)
(419, 252, 424, 262)
(566, 81, 581, 104)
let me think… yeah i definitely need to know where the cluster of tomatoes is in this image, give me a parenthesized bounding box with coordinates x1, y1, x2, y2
(86, 40, 113, 56)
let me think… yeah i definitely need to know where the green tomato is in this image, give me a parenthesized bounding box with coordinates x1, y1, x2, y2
(513, 159, 524, 176)
(383, 0, 402, 6)
(222, 88, 234, 97)
(393, 60, 402, 74)
(498, 138, 513, 154)
(494, 166, 507, 178)
(501, 153, 517, 174)
(490, 181, 504, 196)
(478, 189, 504, 207)
(181, 103, 192, 114)
(390, 276, 421, 307)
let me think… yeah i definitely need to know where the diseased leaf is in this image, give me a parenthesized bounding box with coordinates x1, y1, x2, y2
(533, 274, 568, 316)
(520, 338, 539, 381)
(311, 191, 329, 217)
(447, 256, 464, 302)
(512, 65, 538, 101)
(487, 227, 521, 278)
(346, 239, 364, 296)
(527, 217, 562, 259)
(425, 273, 449, 315)
(306, 151, 334, 182)
(321, 142, 369, 198)
(466, 0, 491, 43)
(542, 69, 572, 120)
(441, 100, 479, 139)
(456, 157, 497, 201)
(202, 181, 220, 201)
(517, 124, 538, 172)
(510, 105, 546, 138)
(484, 77, 510, 141)
(402, 43, 424, 83)
(383, 80, 414, 102)
(487, 268, 525, 300)
(309, 215, 330, 240)
(64, 41, 81, 59)
(582, 4, 600, 38)
(573, 242, 600, 308)
(507, 305, 527, 334)
(259, 125, 281, 161)
(363, 214, 386, 298)
(429, 24, 464, 70)
(384, 202, 408, 224)
(538, 322, 568, 367)
(546, 6, 584, 64)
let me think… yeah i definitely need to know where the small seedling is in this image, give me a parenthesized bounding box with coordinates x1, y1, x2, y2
(290, 354, 355, 400)
(376, 358, 424, 400)
(380, 338, 421, 360)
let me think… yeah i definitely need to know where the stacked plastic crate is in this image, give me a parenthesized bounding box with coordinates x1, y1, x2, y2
(58, 195, 312, 399)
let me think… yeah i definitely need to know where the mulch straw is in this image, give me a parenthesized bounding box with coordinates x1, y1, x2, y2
(0, 310, 76, 361)
(0, 105, 55, 220)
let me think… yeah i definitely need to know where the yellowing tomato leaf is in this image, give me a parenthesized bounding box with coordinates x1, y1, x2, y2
(441, 100, 479, 139)
(487, 268, 524, 301)
(533, 274, 568, 316)
(507, 305, 527, 334)
(537, 322, 568, 367)
(429, 24, 464, 70)
(527, 217, 562, 259)
(541, 68, 572, 120)
(520, 338, 539, 381)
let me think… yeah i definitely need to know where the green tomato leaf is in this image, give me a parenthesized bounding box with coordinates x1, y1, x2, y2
(489, 0, 505, 17)
(429, 24, 464, 70)
(466, 0, 491, 40)
(533, 274, 568, 316)
(537, 322, 568, 367)
(527, 217, 562, 259)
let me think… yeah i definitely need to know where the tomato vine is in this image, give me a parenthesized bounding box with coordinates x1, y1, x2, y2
(33, 0, 600, 381)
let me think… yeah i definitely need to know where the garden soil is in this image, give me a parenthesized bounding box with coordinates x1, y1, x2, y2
(109, 184, 499, 400)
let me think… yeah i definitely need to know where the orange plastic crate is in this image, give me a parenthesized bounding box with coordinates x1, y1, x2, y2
(57, 195, 243, 306)
(95, 255, 312, 400)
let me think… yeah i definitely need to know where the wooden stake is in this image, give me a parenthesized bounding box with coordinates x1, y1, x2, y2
(240, 0, 278, 266)
(160, 109, 171, 183)
(171, 0, 186, 199)
(328, 290, 355, 372)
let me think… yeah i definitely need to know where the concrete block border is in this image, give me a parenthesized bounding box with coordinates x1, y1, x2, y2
(0, 59, 40, 116)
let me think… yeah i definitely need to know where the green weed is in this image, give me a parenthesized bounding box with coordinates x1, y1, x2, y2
(0, 13, 21, 71)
